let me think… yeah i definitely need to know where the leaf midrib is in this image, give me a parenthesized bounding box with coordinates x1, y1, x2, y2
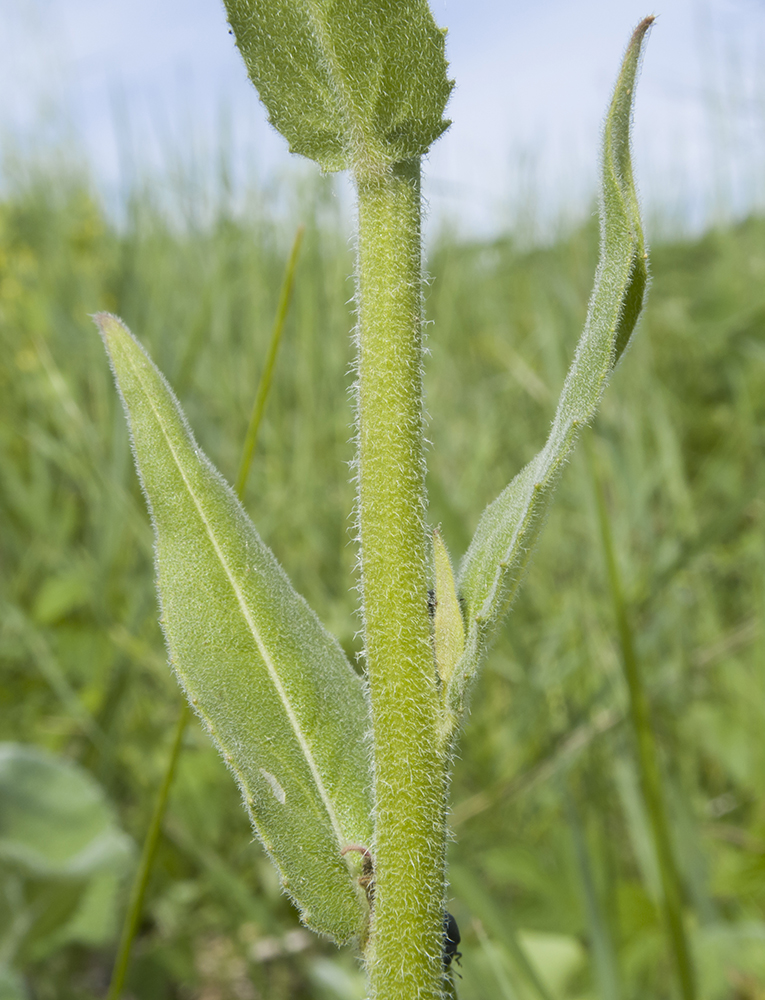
(130, 349, 349, 853)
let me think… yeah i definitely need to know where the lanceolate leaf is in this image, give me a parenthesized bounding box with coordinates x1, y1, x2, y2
(95, 314, 373, 944)
(452, 18, 654, 720)
(224, 0, 453, 172)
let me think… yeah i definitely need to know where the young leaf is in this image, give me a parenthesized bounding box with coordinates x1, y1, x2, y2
(94, 313, 373, 944)
(452, 18, 654, 719)
(224, 0, 453, 172)
(432, 528, 464, 690)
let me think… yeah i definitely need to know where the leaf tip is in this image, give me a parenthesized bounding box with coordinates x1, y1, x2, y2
(619, 16, 655, 63)
(624, 15, 656, 70)
(91, 310, 120, 331)
(634, 14, 657, 37)
(91, 311, 130, 351)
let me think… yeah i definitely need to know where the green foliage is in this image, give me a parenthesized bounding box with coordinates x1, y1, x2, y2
(0, 967, 28, 1000)
(224, 0, 452, 172)
(1, 143, 764, 997)
(96, 313, 373, 944)
(453, 19, 653, 725)
(218, 14, 649, 993)
(0, 743, 133, 985)
(429, 216, 765, 1000)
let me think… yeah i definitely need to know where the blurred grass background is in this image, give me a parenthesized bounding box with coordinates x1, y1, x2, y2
(0, 149, 763, 1000)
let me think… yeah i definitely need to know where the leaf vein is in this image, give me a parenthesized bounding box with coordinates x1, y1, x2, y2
(133, 354, 348, 853)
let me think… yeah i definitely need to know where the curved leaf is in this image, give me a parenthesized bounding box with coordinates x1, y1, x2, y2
(95, 314, 373, 944)
(452, 18, 654, 721)
(224, 0, 453, 172)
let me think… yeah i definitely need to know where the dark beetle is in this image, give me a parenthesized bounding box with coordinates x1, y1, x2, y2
(427, 588, 437, 618)
(443, 912, 462, 968)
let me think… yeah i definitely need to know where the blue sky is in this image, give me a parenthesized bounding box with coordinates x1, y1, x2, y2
(3, 0, 765, 236)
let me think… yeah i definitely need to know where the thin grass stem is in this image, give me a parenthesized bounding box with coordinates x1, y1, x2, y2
(562, 775, 621, 1000)
(473, 918, 518, 1000)
(235, 224, 305, 498)
(106, 699, 189, 1000)
(587, 435, 696, 1000)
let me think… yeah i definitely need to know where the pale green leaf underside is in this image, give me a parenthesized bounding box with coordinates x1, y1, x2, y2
(224, 0, 453, 171)
(453, 18, 654, 716)
(96, 314, 372, 943)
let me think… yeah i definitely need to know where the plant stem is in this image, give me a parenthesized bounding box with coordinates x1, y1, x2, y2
(235, 224, 305, 497)
(588, 438, 696, 1000)
(355, 158, 446, 1000)
(107, 699, 189, 1000)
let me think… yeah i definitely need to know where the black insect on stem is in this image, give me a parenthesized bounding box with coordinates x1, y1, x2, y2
(427, 587, 436, 618)
(443, 911, 462, 968)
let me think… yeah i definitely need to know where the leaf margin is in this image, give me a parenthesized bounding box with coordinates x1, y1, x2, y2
(94, 312, 374, 943)
(448, 17, 655, 727)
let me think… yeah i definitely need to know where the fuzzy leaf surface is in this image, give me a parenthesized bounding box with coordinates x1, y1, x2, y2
(224, 0, 453, 172)
(95, 314, 373, 943)
(453, 18, 653, 718)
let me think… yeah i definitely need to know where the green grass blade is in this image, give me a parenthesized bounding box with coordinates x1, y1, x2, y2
(453, 18, 653, 720)
(235, 225, 305, 498)
(473, 918, 519, 1000)
(449, 865, 554, 1000)
(95, 312, 373, 944)
(588, 441, 696, 1000)
(163, 815, 272, 922)
(106, 700, 188, 1000)
(2, 603, 107, 753)
(562, 778, 622, 1000)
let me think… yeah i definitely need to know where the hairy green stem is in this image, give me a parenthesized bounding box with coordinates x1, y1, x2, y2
(588, 439, 696, 1000)
(355, 159, 446, 1000)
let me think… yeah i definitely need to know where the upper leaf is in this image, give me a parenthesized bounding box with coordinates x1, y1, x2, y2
(224, 0, 453, 172)
(451, 18, 654, 723)
(95, 314, 373, 944)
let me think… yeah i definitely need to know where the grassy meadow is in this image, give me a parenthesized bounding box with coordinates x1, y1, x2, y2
(1, 160, 764, 1000)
